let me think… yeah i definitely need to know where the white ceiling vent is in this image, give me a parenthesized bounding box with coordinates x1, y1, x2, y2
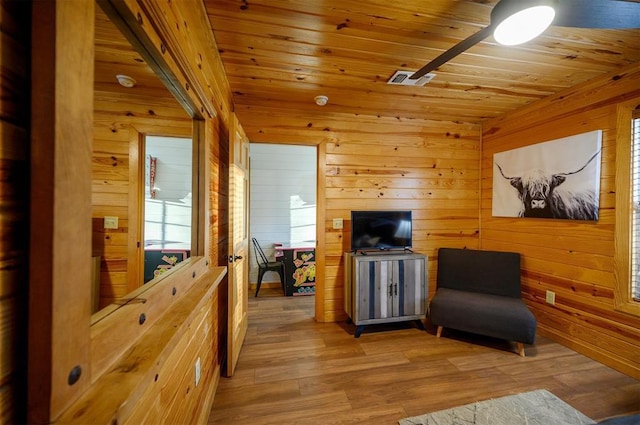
(387, 70, 436, 87)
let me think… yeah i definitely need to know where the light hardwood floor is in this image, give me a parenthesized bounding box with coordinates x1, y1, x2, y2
(208, 288, 640, 424)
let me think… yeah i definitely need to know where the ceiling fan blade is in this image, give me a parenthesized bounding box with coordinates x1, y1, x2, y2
(553, 0, 640, 29)
(410, 25, 494, 79)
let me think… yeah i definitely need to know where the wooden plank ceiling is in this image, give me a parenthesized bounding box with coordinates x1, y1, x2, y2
(94, 6, 184, 111)
(205, 0, 640, 139)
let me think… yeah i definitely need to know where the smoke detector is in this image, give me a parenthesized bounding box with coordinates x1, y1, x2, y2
(314, 95, 328, 106)
(116, 74, 136, 88)
(387, 70, 436, 87)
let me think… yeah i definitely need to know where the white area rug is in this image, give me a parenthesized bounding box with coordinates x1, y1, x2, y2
(399, 389, 596, 425)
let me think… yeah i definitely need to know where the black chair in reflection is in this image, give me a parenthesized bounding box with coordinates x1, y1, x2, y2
(252, 237, 284, 297)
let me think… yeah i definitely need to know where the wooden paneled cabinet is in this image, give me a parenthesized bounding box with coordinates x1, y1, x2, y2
(344, 252, 428, 337)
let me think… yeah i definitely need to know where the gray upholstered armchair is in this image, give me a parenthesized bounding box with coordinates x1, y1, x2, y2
(429, 247, 537, 356)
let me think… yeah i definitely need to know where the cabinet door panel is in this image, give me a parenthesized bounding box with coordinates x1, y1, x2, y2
(352, 254, 427, 323)
(379, 260, 392, 318)
(356, 260, 387, 321)
(355, 261, 370, 321)
(399, 258, 426, 316)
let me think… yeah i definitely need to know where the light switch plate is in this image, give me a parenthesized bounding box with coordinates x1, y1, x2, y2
(332, 218, 343, 229)
(545, 290, 556, 305)
(104, 216, 119, 229)
(195, 357, 201, 387)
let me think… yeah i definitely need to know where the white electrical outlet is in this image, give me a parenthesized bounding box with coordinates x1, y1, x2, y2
(332, 218, 343, 229)
(194, 357, 201, 387)
(545, 290, 556, 305)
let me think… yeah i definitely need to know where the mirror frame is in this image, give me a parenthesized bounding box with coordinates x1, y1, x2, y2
(28, 0, 218, 421)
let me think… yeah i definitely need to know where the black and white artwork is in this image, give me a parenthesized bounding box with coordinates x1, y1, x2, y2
(492, 130, 602, 221)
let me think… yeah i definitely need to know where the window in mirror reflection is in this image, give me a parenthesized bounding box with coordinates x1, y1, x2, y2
(143, 136, 192, 283)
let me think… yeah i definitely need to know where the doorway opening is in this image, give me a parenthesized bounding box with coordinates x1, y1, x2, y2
(248, 144, 317, 298)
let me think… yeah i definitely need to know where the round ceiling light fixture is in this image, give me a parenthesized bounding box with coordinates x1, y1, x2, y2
(314, 95, 328, 106)
(491, 0, 556, 46)
(116, 74, 137, 88)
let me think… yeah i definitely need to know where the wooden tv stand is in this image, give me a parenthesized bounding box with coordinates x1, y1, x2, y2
(344, 251, 428, 337)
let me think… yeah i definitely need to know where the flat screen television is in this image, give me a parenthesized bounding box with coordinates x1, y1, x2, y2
(350, 210, 412, 252)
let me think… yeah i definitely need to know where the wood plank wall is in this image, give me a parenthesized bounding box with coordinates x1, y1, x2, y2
(481, 63, 640, 379)
(20, 0, 234, 422)
(0, 1, 30, 423)
(92, 89, 191, 308)
(242, 109, 482, 322)
(57, 262, 226, 424)
(54, 0, 234, 422)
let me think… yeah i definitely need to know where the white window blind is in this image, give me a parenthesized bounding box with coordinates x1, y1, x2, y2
(631, 108, 640, 302)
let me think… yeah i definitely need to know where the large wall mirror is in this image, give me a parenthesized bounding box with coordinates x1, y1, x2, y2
(92, 3, 197, 314)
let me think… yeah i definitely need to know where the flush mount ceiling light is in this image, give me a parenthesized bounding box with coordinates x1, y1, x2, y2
(314, 95, 328, 106)
(115, 74, 136, 88)
(491, 0, 556, 46)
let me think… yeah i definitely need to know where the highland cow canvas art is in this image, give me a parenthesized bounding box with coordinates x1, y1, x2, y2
(492, 130, 602, 221)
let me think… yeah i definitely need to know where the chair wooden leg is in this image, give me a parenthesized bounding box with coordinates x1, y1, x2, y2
(436, 326, 443, 338)
(516, 342, 526, 357)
